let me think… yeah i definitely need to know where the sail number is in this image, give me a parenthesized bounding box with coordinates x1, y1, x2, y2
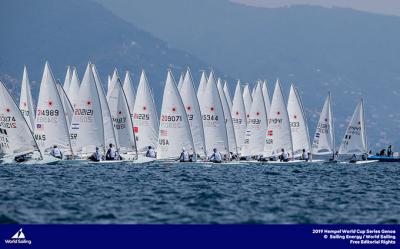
(249, 119, 261, 125)
(134, 113, 150, 120)
(203, 114, 218, 121)
(37, 109, 59, 116)
(232, 118, 242, 124)
(290, 122, 300, 127)
(161, 115, 182, 122)
(74, 109, 93, 116)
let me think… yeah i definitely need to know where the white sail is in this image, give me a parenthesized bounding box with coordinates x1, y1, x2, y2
(287, 85, 311, 157)
(19, 66, 35, 130)
(107, 75, 111, 97)
(262, 80, 271, 118)
(263, 79, 293, 157)
(56, 80, 74, 128)
(196, 71, 208, 101)
(177, 72, 184, 91)
(179, 68, 207, 157)
(311, 93, 335, 155)
(231, 80, 247, 154)
(107, 69, 119, 100)
(34, 62, 72, 154)
(133, 70, 159, 152)
(0, 80, 40, 156)
(158, 71, 194, 159)
(338, 99, 367, 155)
(200, 71, 229, 155)
(92, 64, 118, 148)
(63, 66, 72, 93)
(123, 71, 136, 117)
(223, 80, 233, 111)
(251, 85, 256, 99)
(243, 84, 253, 121)
(217, 78, 237, 154)
(69, 63, 104, 154)
(108, 74, 136, 152)
(247, 82, 268, 156)
(68, 68, 80, 109)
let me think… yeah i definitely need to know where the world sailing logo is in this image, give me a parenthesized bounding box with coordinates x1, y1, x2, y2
(4, 228, 32, 245)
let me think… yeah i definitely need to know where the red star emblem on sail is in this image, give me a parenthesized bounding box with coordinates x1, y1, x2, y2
(48, 100, 53, 107)
(5, 108, 10, 113)
(86, 100, 92, 106)
(210, 107, 214, 112)
(172, 107, 177, 112)
(142, 106, 147, 111)
(186, 106, 191, 111)
(277, 111, 280, 115)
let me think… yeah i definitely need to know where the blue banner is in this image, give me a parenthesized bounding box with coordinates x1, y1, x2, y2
(0, 225, 398, 248)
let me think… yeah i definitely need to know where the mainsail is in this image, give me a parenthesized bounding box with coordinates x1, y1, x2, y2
(0, 80, 40, 157)
(311, 93, 335, 155)
(196, 71, 208, 101)
(179, 68, 207, 157)
(56, 80, 74, 128)
(243, 84, 253, 122)
(34, 62, 72, 154)
(69, 63, 104, 154)
(68, 67, 80, 109)
(247, 82, 268, 156)
(123, 71, 136, 118)
(338, 99, 367, 155)
(217, 78, 237, 154)
(177, 72, 184, 91)
(19, 66, 35, 130)
(158, 71, 194, 159)
(287, 85, 311, 157)
(200, 71, 229, 155)
(262, 80, 271, 118)
(263, 79, 293, 157)
(63, 66, 72, 93)
(133, 70, 159, 152)
(223, 80, 233, 111)
(231, 80, 247, 154)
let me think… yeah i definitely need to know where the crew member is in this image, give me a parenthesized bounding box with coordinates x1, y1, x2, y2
(146, 146, 157, 158)
(89, 147, 102, 162)
(106, 144, 116, 160)
(209, 148, 222, 163)
(179, 147, 190, 162)
(50, 145, 63, 159)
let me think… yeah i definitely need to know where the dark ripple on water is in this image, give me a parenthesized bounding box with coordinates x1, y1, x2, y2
(0, 162, 399, 224)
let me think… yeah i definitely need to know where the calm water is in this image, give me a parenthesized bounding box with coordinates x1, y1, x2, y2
(0, 161, 399, 224)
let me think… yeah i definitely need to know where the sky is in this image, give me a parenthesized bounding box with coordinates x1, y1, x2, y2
(232, 0, 400, 16)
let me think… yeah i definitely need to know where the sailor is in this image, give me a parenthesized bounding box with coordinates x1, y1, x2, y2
(209, 148, 222, 163)
(115, 149, 123, 160)
(379, 149, 386, 156)
(179, 147, 190, 162)
(189, 149, 197, 162)
(89, 147, 102, 162)
(387, 145, 393, 157)
(350, 154, 357, 163)
(50, 145, 63, 159)
(106, 144, 117, 160)
(300, 149, 309, 161)
(145, 146, 157, 158)
(330, 151, 339, 162)
(269, 151, 277, 161)
(14, 153, 29, 163)
(280, 148, 289, 162)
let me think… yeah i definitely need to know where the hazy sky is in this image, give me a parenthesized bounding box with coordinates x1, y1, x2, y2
(232, 0, 400, 16)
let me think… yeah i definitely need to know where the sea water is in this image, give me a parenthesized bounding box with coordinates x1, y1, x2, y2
(0, 162, 399, 224)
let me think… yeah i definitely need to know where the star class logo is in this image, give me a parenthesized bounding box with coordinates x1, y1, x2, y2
(172, 107, 177, 112)
(5, 108, 10, 113)
(210, 107, 214, 112)
(256, 112, 260, 116)
(86, 100, 92, 106)
(23, 102, 27, 107)
(186, 106, 191, 111)
(142, 106, 147, 111)
(293, 114, 297, 119)
(48, 100, 53, 107)
(4, 228, 32, 245)
(276, 111, 280, 115)
(235, 111, 239, 116)
(118, 111, 122, 115)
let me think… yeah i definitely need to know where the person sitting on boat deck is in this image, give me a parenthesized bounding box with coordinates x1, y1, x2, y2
(189, 149, 197, 162)
(106, 143, 117, 160)
(379, 149, 386, 156)
(269, 151, 277, 161)
(329, 151, 339, 162)
(230, 152, 238, 161)
(361, 153, 367, 161)
(14, 153, 29, 163)
(145, 146, 157, 158)
(115, 149, 123, 160)
(89, 147, 102, 162)
(350, 154, 357, 163)
(179, 147, 190, 162)
(209, 148, 222, 163)
(300, 149, 309, 161)
(387, 145, 393, 156)
(50, 145, 63, 159)
(279, 148, 289, 162)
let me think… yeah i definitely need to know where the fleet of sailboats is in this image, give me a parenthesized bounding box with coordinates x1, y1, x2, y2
(0, 61, 379, 165)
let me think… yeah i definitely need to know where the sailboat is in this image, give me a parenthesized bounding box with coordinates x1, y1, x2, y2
(68, 67, 80, 108)
(200, 71, 229, 157)
(133, 70, 159, 153)
(179, 68, 207, 158)
(287, 84, 311, 158)
(231, 80, 247, 155)
(262, 80, 271, 118)
(34, 62, 73, 158)
(338, 99, 375, 164)
(223, 80, 233, 111)
(177, 72, 184, 91)
(263, 79, 295, 163)
(196, 71, 208, 101)
(63, 66, 72, 93)
(0, 80, 58, 164)
(246, 82, 268, 158)
(123, 71, 136, 119)
(158, 70, 195, 160)
(69, 63, 104, 157)
(311, 93, 336, 160)
(19, 66, 35, 130)
(217, 78, 238, 155)
(107, 71, 138, 160)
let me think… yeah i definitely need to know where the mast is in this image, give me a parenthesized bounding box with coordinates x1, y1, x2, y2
(329, 92, 336, 158)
